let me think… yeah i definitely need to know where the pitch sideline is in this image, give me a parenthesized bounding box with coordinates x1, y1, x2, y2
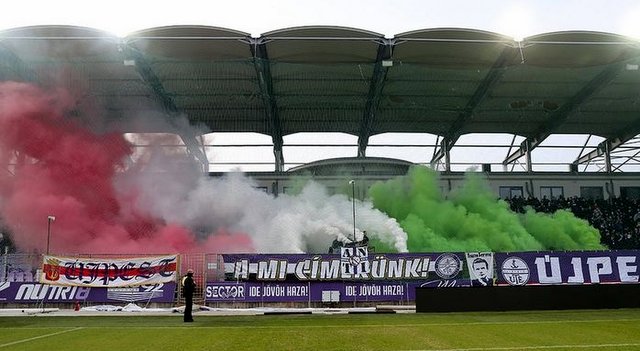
(404, 343, 640, 351)
(0, 327, 84, 348)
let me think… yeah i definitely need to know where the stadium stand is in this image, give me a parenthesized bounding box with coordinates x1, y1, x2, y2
(507, 195, 640, 249)
(1, 25, 640, 311)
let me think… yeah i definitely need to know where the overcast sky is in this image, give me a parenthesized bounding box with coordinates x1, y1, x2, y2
(1, 0, 640, 39)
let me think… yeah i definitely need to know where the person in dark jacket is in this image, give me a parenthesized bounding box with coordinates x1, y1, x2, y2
(181, 269, 196, 322)
(361, 231, 369, 246)
(471, 258, 493, 287)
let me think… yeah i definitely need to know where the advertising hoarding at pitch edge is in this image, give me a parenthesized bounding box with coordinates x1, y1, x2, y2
(40, 255, 178, 287)
(0, 255, 178, 304)
(207, 251, 640, 303)
(2, 251, 639, 304)
(495, 251, 640, 286)
(0, 282, 176, 303)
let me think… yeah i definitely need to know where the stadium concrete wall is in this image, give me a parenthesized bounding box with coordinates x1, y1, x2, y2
(244, 171, 640, 200)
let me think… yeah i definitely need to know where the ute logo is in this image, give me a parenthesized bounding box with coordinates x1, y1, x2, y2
(501, 256, 530, 286)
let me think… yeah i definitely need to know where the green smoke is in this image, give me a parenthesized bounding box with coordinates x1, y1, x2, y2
(369, 166, 604, 252)
(367, 237, 397, 253)
(521, 209, 603, 250)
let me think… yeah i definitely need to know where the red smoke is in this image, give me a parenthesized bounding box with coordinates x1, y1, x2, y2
(0, 81, 254, 254)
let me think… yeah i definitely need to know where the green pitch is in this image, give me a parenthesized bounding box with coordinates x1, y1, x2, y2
(1, 309, 640, 350)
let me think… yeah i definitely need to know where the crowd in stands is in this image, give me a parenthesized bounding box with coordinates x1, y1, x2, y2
(506, 196, 640, 250)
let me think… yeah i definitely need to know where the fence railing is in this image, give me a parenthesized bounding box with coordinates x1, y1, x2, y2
(0, 252, 226, 305)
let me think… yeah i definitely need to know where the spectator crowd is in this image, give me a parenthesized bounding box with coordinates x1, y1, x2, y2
(506, 196, 640, 250)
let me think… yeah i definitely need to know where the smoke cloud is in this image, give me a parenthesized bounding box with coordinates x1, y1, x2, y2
(369, 166, 604, 252)
(0, 82, 603, 255)
(0, 81, 407, 254)
(0, 81, 224, 254)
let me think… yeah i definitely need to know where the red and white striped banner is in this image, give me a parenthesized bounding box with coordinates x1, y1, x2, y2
(41, 255, 178, 287)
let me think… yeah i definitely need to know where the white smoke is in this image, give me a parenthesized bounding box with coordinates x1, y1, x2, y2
(114, 146, 408, 253)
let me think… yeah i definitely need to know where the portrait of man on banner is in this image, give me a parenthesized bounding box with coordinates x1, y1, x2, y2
(466, 253, 494, 287)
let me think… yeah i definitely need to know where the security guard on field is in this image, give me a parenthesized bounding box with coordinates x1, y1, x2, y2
(181, 269, 196, 322)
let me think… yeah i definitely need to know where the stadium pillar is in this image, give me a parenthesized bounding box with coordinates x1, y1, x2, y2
(349, 180, 356, 243)
(46, 215, 55, 254)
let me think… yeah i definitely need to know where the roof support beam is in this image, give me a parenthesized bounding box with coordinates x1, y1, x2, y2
(123, 45, 209, 172)
(612, 148, 640, 172)
(358, 39, 394, 157)
(573, 117, 640, 172)
(503, 61, 626, 166)
(431, 46, 514, 168)
(250, 38, 284, 172)
(430, 138, 451, 171)
(574, 138, 613, 172)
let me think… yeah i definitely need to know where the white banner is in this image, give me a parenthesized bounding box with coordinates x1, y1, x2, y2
(340, 246, 369, 278)
(466, 252, 494, 287)
(40, 255, 177, 287)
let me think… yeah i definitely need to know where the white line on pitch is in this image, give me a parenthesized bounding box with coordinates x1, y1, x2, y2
(0, 327, 84, 348)
(38, 318, 640, 329)
(141, 319, 640, 329)
(3, 318, 640, 330)
(403, 343, 640, 351)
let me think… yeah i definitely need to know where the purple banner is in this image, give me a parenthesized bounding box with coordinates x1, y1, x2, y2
(496, 251, 640, 286)
(222, 252, 471, 282)
(206, 281, 422, 302)
(0, 282, 176, 303)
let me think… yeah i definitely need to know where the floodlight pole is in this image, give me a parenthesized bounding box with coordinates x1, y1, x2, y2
(46, 215, 56, 255)
(2, 245, 7, 283)
(349, 179, 357, 308)
(349, 180, 356, 243)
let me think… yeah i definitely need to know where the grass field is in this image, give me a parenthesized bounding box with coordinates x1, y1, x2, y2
(0, 309, 640, 350)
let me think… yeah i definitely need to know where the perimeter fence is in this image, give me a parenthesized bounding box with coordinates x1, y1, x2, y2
(0, 252, 225, 306)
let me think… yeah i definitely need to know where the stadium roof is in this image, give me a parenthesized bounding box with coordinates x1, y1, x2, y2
(1, 25, 640, 172)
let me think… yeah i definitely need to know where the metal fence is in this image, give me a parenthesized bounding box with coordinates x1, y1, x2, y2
(0, 252, 226, 305)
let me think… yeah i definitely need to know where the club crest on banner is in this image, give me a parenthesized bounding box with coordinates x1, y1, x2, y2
(501, 256, 530, 286)
(44, 257, 61, 282)
(434, 253, 462, 279)
(340, 246, 369, 277)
